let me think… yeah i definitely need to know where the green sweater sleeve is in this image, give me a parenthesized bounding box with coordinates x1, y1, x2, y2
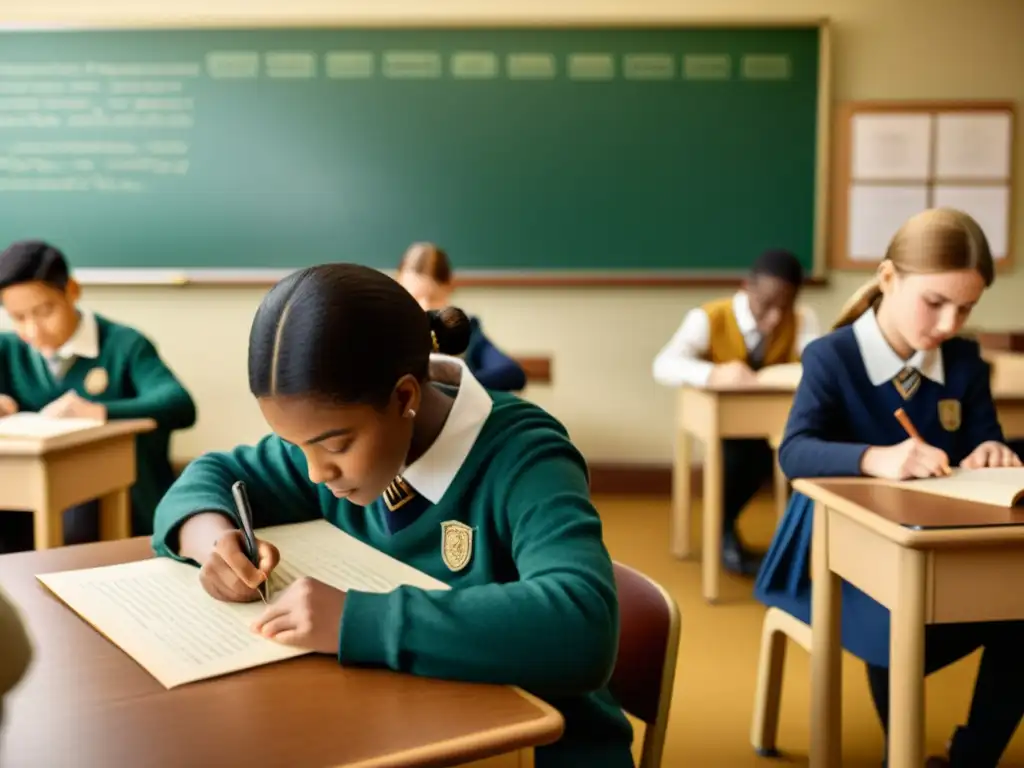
(151, 435, 322, 561)
(338, 439, 620, 696)
(102, 336, 197, 430)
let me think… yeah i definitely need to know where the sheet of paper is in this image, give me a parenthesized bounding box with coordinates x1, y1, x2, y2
(0, 412, 104, 439)
(755, 363, 802, 388)
(851, 113, 932, 181)
(891, 467, 1024, 507)
(37, 520, 450, 689)
(259, 520, 451, 595)
(934, 112, 1013, 180)
(932, 184, 1010, 259)
(38, 558, 308, 689)
(847, 184, 929, 261)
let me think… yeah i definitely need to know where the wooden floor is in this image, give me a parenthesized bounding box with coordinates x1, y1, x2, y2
(597, 493, 1024, 767)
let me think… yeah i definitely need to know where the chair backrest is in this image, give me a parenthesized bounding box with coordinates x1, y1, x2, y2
(608, 562, 681, 768)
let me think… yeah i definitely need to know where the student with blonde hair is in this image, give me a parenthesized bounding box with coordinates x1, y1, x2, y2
(755, 209, 1023, 767)
(396, 243, 526, 392)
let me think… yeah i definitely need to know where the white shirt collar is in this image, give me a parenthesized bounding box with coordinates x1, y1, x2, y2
(852, 307, 945, 386)
(55, 309, 100, 360)
(732, 291, 758, 337)
(400, 355, 494, 504)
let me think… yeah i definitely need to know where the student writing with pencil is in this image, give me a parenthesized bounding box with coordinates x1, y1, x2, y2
(151, 264, 632, 768)
(754, 209, 1023, 768)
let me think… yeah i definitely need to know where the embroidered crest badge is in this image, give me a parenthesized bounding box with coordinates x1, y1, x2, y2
(440, 521, 473, 572)
(938, 399, 961, 432)
(83, 367, 109, 396)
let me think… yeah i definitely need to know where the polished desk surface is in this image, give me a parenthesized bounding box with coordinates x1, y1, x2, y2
(803, 479, 1024, 530)
(0, 418, 155, 456)
(0, 539, 563, 768)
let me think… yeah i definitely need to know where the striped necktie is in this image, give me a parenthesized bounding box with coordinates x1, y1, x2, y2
(46, 354, 70, 380)
(748, 335, 768, 371)
(382, 475, 417, 512)
(892, 366, 922, 400)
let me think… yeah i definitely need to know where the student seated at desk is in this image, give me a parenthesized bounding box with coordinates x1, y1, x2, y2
(0, 241, 197, 549)
(396, 242, 527, 392)
(755, 209, 1024, 768)
(151, 264, 632, 768)
(652, 249, 820, 576)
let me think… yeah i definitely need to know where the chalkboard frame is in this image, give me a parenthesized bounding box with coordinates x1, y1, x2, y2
(1, 17, 833, 288)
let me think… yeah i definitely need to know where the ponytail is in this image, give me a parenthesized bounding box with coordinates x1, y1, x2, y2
(832, 277, 882, 331)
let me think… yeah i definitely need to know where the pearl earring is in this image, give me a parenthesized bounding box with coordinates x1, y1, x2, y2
(406, 409, 417, 419)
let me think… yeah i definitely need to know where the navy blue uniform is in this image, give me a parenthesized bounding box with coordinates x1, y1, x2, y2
(754, 308, 1024, 767)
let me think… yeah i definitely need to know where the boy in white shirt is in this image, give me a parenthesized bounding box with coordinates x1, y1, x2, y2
(652, 249, 820, 575)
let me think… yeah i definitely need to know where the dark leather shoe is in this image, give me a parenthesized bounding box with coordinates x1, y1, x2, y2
(722, 531, 764, 577)
(882, 755, 949, 767)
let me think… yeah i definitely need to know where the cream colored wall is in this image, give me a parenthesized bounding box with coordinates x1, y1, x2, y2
(4, 0, 1024, 464)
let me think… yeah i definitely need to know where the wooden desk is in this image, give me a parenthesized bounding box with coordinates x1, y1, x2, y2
(672, 385, 796, 603)
(795, 478, 1024, 768)
(672, 385, 1024, 604)
(995, 392, 1024, 437)
(515, 356, 552, 386)
(966, 329, 1024, 353)
(0, 539, 564, 767)
(0, 419, 155, 549)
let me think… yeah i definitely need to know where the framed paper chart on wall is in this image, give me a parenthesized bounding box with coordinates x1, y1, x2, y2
(831, 101, 1016, 270)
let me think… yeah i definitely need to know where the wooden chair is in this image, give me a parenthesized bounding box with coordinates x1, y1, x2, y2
(609, 562, 681, 768)
(750, 607, 812, 757)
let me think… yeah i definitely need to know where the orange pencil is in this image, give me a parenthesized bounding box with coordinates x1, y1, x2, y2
(893, 408, 951, 475)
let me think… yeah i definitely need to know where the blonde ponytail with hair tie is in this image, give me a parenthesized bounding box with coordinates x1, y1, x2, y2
(832, 275, 883, 331)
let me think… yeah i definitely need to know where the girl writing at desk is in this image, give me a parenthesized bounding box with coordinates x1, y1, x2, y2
(151, 263, 632, 768)
(755, 209, 1024, 768)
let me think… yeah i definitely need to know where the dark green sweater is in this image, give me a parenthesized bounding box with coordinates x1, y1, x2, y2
(152, 391, 634, 767)
(0, 313, 196, 535)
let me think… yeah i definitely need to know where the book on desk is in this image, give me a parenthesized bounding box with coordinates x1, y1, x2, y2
(37, 520, 449, 689)
(885, 467, 1024, 508)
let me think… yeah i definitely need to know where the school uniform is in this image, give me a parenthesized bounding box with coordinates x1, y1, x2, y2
(653, 292, 820, 574)
(152, 357, 633, 768)
(0, 310, 196, 548)
(755, 307, 1024, 767)
(464, 316, 526, 392)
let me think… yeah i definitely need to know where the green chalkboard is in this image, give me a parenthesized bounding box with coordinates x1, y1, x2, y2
(0, 25, 823, 279)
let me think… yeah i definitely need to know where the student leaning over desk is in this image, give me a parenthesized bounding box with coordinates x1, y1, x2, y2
(652, 249, 821, 576)
(754, 209, 1024, 768)
(0, 241, 197, 549)
(151, 263, 633, 768)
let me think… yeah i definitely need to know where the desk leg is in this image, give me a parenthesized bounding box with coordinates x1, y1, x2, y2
(701, 439, 723, 604)
(99, 487, 131, 541)
(888, 548, 926, 768)
(772, 451, 788, 522)
(671, 428, 692, 558)
(32, 503, 64, 551)
(810, 503, 842, 768)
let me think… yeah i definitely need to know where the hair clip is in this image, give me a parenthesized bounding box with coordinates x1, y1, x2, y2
(431, 330, 439, 353)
